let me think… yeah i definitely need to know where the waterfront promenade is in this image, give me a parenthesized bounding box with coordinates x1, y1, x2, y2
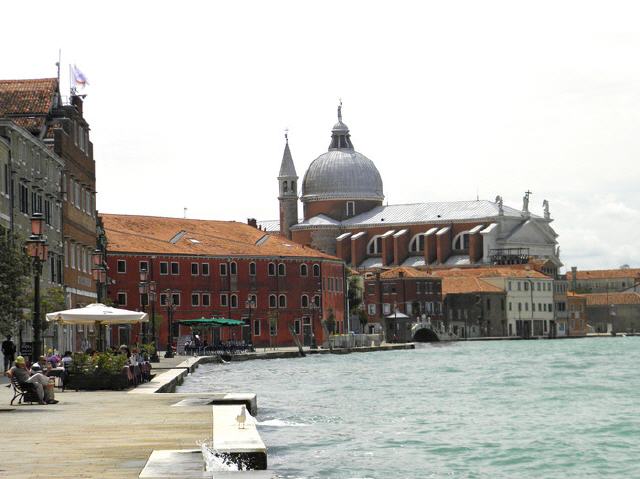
(1, 344, 411, 478)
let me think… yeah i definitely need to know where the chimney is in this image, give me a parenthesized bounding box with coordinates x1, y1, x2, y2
(71, 95, 84, 115)
(571, 266, 577, 291)
(247, 218, 257, 228)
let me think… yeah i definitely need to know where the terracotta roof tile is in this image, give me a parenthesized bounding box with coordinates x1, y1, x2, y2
(431, 266, 549, 279)
(441, 276, 504, 296)
(0, 78, 58, 135)
(102, 214, 339, 260)
(577, 292, 640, 306)
(566, 269, 640, 281)
(379, 267, 435, 279)
(0, 78, 57, 115)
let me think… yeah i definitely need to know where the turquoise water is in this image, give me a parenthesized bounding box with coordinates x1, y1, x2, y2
(177, 338, 640, 478)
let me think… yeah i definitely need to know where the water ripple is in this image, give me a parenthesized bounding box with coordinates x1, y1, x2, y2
(177, 337, 640, 478)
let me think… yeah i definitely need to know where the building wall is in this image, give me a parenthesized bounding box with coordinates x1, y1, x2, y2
(53, 98, 97, 308)
(484, 276, 554, 337)
(445, 292, 506, 337)
(567, 296, 588, 337)
(0, 122, 65, 348)
(587, 304, 640, 333)
(363, 274, 444, 341)
(293, 221, 500, 268)
(106, 254, 346, 348)
(303, 198, 382, 222)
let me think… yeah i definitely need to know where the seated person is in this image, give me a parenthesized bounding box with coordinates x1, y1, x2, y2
(60, 351, 73, 368)
(30, 355, 47, 373)
(46, 348, 60, 367)
(7, 356, 58, 405)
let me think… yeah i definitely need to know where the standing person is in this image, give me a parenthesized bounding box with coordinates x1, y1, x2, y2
(2, 335, 16, 373)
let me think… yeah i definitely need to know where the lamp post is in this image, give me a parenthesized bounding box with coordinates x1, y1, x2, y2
(245, 296, 256, 345)
(25, 213, 48, 362)
(309, 301, 319, 349)
(164, 289, 176, 358)
(138, 271, 151, 344)
(92, 249, 108, 351)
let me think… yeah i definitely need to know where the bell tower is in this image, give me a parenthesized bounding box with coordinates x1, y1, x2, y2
(278, 132, 298, 239)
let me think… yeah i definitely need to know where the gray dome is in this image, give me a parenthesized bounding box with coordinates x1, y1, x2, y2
(301, 149, 384, 202)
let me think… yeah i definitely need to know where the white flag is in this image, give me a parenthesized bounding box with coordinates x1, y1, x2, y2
(71, 64, 89, 89)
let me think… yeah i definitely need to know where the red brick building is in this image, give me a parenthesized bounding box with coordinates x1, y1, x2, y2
(363, 267, 444, 342)
(102, 214, 345, 348)
(263, 105, 562, 271)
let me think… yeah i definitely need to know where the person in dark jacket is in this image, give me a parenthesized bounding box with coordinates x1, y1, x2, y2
(2, 335, 16, 373)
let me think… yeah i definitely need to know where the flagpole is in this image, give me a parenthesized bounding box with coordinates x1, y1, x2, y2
(69, 64, 74, 97)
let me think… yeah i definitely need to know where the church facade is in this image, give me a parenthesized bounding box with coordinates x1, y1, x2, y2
(263, 106, 562, 273)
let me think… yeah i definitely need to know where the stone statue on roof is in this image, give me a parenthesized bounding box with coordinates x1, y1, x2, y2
(542, 199, 550, 219)
(522, 190, 532, 214)
(495, 195, 503, 215)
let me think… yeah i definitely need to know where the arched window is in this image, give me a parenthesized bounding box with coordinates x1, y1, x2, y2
(312, 264, 320, 277)
(300, 264, 308, 276)
(230, 261, 237, 275)
(230, 294, 238, 308)
(367, 235, 383, 255)
(313, 295, 320, 307)
(249, 262, 256, 276)
(301, 294, 309, 308)
(269, 294, 277, 308)
(283, 182, 288, 193)
(278, 263, 286, 276)
(291, 181, 295, 192)
(409, 233, 425, 253)
(452, 232, 470, 250)
(268, 262, 276, 276)
(278, 294, 287, 308)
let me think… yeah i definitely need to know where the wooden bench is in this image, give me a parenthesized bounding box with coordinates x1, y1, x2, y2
(8, 375, 40, 405)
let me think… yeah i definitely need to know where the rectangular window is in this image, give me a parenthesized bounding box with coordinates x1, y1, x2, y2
(508, 281, 512, 291)
(508, 302, 512, 311)
(171, 262, 179, 275)
(202, 294, 211, 306)
(139, 261, 148, 272)
(231, 294, 238, 308)
(117, 259, 126, 273)
(202, 263, 210, 276)
(140, 293, 148, 307)
(270, 319, 277, 336)
(220, 294, 228, 307)
(383, 303, 391, 315)
(191, 263, 199, 275)
(517, 282, 521, 291)
(171, 293, 181, 306)
(294, 319, 301, 335)
(230, 262, 238, 275)
(220, 263, 228, 276)
(160, 293, 168, 306)
(117, 292, 127, 305)
(524, 282, 529, 291)
(191, 294, 200, 306)
(346, 201, 355, 216)
(160, 262, 168, 275)
(253, 319, 261, 336)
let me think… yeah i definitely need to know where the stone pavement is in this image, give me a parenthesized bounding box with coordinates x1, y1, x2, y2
(0, 355, 212, 479)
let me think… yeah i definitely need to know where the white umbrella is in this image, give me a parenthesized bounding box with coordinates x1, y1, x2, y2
(46, 303, 149, 325)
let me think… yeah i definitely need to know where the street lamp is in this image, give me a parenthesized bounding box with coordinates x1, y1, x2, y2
(309, 300, 319, 349)
(164, 289, 177, 358)
(245, 296, 256, 345)
(25, 213, 48, 362)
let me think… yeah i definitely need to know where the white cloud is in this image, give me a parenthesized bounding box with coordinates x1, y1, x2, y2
(2, 0, 640, 270)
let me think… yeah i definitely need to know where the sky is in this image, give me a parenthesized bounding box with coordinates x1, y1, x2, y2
(2, 0, 639, 271)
